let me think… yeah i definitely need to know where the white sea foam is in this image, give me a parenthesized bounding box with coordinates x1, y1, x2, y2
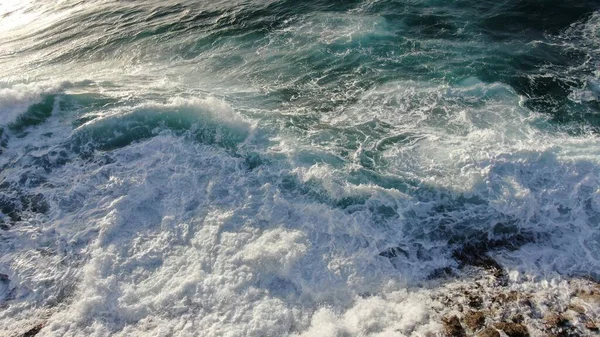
(0, 135, 384, 336)
(0, 114, 597, 336)
(315, 78, 600, 277)
(0, 82, 66, 127)
(1, 82, 598, 337)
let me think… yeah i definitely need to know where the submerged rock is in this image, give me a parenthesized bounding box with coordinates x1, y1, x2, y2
(567, 304, 585, 314)
(544, 313, 569, 327)
(575, 287, 600, 303)
(477, 327, 500, 337)
(467, 294, 483, 309)
(493, 322, 529, 337)
(585, 320, 598, 332)
(442, 315, 466, 337)
(22, 324, 44, 337)
(433, 269, 600, 337)
(464, 310, 486, 331)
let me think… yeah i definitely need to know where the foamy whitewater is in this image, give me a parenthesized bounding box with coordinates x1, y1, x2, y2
(1, 1, 600, 336)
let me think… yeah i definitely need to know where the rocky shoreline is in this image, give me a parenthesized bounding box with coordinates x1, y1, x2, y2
(439, 270, 600, 337)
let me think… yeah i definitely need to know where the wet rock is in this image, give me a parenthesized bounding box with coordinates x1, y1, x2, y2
(519, 297, 533, 308)
(477, 327, 500, 337)
(576, 288, 600, 303)
(544, 313, 569, 327)
(468, 294, 483, 309)
(544, 314, 579, 337)
(464, 310, 486, 331)
(22, 324, 43, 337)
(452, 244, 507, 283)
(585, 321, 598, 331)
(442, 315, 466, 337)
(567, 304, 585, 314)
(493, 322, 529, 337)
(510, 314, 524, 323)
(450, 233, 533, 281)
(493, 291, 518, 304)
(432, 273, 599, 337)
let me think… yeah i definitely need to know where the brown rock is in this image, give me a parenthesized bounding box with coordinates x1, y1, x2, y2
(576, 288, 600, 302)
(468, 294, 483, 309)
(492, 291, 518, 304)
(519, 298, 533, 308)
(464, 311, 486, 331)
(442, 315, 466, 337)
(477, 327, 500, 337)
(493, 322, 529, 337)
(22, 324, 43, 337)
(506, 291, 519, 302)
(567, 304, 585, 314)
(511, 314, 524, 323)
(585, 321, 598, 331)
(544, 314, 568, 327)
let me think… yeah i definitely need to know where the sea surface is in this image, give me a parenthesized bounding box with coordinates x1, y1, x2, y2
(1, 1, 600, 336)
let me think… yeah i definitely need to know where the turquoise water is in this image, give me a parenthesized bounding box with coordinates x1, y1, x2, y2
(1, 1, 600, 336)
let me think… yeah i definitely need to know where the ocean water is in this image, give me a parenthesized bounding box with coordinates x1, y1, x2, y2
(1, 0, 600, 336)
